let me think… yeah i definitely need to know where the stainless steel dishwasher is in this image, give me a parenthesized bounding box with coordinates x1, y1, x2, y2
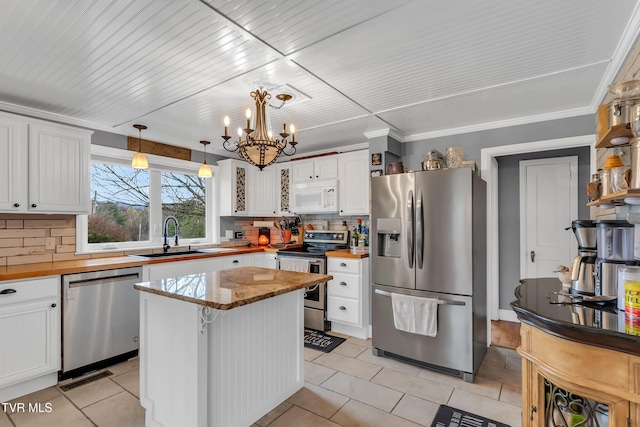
(61, 267, 142, 379)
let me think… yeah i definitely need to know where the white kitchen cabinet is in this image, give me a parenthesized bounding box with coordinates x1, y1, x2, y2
(144, 257, 226, 281)
(249, 166, 277, 216)
(338, 150, 370, 216)
(275, 163, 292, 215)
(0, 276, 60, 402)
(326, 257, 370, 339)
(264, 252, 277, 269)
(250, 252, 277, 269)
(0, 112, 92, 214)
(218, 159, 250, 216)
(291, 157, 338, 184)
(225, 253, 249, 269)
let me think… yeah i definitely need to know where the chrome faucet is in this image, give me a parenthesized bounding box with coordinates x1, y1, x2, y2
(163, 216, 179, 253)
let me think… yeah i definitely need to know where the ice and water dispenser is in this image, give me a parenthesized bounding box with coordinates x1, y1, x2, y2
(376, 218, 402, 258)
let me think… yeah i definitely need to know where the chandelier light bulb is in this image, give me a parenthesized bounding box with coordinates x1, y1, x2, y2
(267, 129, 273, 140)
(224, 116, 230, 126)
(290, 124, 295, 134)
(245, 108, 251, 119)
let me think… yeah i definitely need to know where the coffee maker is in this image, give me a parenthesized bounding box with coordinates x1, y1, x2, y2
(594, 220, 636, 297)
(568, 220, 597, 295)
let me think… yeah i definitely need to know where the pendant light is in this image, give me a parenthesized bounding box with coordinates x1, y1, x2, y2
(131, 124, 148, 170)
(198, 140, 213, 178)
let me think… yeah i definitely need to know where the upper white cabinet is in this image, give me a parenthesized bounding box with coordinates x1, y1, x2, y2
(338, 150, 370, 216)
(218, 159, 250, 216)
(291, 157, 338, 184)
(250, 166, 276, 216)
(275, 163, 292, 216)
(0, 112, 92, 214)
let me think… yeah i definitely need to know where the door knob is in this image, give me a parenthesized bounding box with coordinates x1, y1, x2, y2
(530, 251, 536, 262)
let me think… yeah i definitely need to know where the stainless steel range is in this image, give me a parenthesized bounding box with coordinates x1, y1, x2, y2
(276, 230, 349, 331)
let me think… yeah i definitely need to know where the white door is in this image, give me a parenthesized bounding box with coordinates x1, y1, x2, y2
(520, 157, 578, 279)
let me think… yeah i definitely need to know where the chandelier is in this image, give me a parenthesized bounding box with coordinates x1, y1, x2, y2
(221, 89, 297, 170)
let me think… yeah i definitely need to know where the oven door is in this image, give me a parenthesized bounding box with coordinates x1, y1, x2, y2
(276, 256, 326, 310)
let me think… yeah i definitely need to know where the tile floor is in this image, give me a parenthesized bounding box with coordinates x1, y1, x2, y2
(1, 336, 523, 427)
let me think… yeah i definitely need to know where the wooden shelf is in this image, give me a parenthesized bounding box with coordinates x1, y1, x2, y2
(587, 188, 640, 206)
(595, 123, 633, 148)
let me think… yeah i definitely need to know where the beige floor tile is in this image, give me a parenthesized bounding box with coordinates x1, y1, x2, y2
(255, 402, 293, 427)
(447, 389, 522, 427)
(6, 386, 62, 414)
(355, 351, 422, 376)
(505, 356, 522, 372)
(331, 399, 423, 427)
(332, 342, 367, 358)
(111, 369, 140, 398)
(61, 377, 124, 408)
(313, 353, 382, 380)
(371, 368, 453, 404)
(391, 394, 440, 426)
(417, 368, 501, 400)
(9, 395, 93, 427)
(268, 405, 342, 427)
(0, 410, 12, 427)
(493, 346, 521, 359)
(286, 383, 349, 419)
(107, 357, 139, 376)
(304, 360, 337, 385)
(83, 391, 145, 427)
(304, 347, 323, 361)
(481, 347, 507, 368)
(346, 336, 372, 348)
(477, 363, 522, 388)
(321, 372, 402, 412)
(500, 384, 522, 407)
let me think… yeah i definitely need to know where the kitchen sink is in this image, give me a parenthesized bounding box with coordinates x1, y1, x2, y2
(129, 248, 237, 259)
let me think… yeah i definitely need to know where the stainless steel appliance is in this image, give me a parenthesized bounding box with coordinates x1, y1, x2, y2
(276, 230, 349, 330)
(568, 220, 597, 295)
(371, 168, 486, 382)
(61, 267, 142, 379)
(593, 220, 636, 299)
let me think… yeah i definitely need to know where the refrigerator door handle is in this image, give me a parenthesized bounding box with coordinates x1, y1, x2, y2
(416, 190, 423, 269)
(407, 190, 414, 268)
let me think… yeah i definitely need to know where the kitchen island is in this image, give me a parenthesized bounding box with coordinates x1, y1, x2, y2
(134, 266, 332, 427)
(511, 278, 640, 426)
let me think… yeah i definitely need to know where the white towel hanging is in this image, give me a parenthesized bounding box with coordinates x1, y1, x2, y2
(390, 292, 438, 337)
(279, 258, 310, 273)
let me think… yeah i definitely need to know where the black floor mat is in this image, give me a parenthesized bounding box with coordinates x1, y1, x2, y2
(303, 328, 346, 353)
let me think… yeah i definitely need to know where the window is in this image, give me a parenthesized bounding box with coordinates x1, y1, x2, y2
(77, 146, 215, 253)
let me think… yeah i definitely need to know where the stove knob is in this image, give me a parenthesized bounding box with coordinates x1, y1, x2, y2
(308, 234, 313, 238)
(333, 234, 338, 238)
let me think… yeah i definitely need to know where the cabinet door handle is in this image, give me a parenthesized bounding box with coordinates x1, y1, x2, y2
(340, 263, 347, 267)
(339, 306, 346, 311)
(51, 303, 57, 308)
(530, 406, 537, 421)
(232, 260, 239, 264)
(316, 175, 319, 178)
(339, 282, 347, 286)
(309, 175, 313, 179)
(13, 203, 19, 208)
(530, 251, 535, 263)
(31, 203, 37, 208)
(0, 289, 17, 295)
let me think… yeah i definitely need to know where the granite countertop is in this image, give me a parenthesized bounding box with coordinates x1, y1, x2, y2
(511, 278, 639, 356)
(134, 266, 332, 310)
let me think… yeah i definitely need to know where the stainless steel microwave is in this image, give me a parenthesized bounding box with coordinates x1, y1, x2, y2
(291, 180, 338, 213)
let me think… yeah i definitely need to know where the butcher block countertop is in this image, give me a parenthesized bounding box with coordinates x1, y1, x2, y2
(325, 248, 369, 258)
(0, 247, 267, 281)
(134, 266, 332, 310)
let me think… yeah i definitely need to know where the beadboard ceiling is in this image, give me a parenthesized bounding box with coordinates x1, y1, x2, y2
(0, 0, 639, 156)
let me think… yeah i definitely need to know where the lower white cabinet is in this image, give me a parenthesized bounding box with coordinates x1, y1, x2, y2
(0, 276, 60, 402)
(326, 257, 370, 339)
(225, 254, 249, 269)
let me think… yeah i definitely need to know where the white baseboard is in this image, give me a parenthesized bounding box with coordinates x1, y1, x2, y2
(498, 309, 520, 323)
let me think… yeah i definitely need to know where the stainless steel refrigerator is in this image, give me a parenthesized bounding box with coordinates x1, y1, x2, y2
(371, 168, 487, 382)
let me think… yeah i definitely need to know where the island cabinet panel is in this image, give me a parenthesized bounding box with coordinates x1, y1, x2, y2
(139, 288, 304, 427)
(519, 323, 636, 427)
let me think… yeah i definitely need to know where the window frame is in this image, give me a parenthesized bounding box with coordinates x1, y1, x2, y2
(76, 145, 217, 254)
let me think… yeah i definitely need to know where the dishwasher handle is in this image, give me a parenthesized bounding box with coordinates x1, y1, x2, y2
(66, 272, 140, 288)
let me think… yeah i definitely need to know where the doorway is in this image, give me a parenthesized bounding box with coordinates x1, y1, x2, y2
(520, 156, 578, 280)
(480, 135, 595, 337)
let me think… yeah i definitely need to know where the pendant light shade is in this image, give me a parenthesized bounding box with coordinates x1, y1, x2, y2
(198, 140, 213, 178)
(132, 124, 148, 170)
